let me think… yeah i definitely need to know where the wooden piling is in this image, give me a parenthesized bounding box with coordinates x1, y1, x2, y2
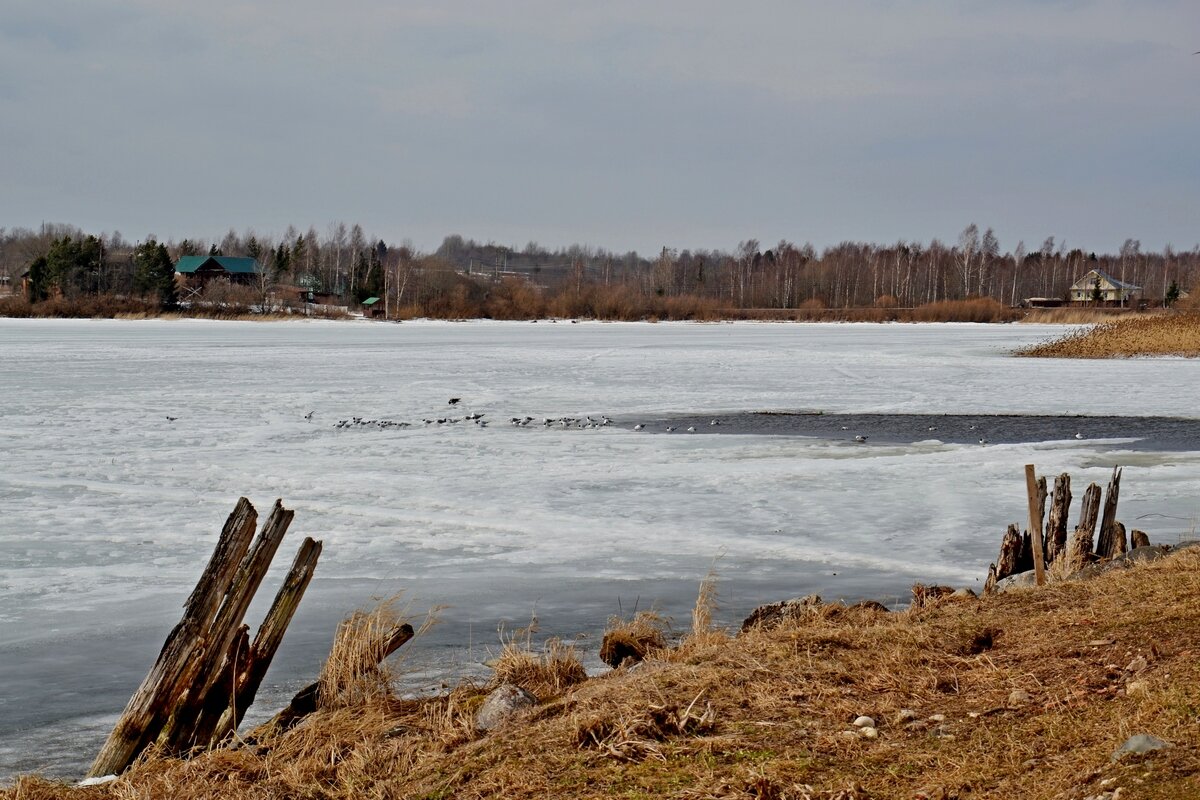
(1045, 473, 1072, 565)
(1024, 465, 1047, 586)
(159, 500, 295, 754)
(1067, 483, 1102, 572)
(88, 498, 259, 778)
(1095, 467, 1125, 560)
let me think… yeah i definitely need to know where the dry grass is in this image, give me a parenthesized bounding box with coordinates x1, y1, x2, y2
(489, 622, 588, 700)
(1019, 312, 1200, 358)
(1021, 308, 1157, 325)
(6, 552, 1200, 799)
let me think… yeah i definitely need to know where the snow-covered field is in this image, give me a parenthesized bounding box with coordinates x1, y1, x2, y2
(2, 318, 1198, 780)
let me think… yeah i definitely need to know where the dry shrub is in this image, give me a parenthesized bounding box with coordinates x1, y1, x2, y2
(0, 295, 162, 318)
(490, 634, 587, 699)
(903, 296, 1021, 323)
(482, 277, 546, 319)
(1019, 312, 1200, 358)
(599, 611, 669, 667)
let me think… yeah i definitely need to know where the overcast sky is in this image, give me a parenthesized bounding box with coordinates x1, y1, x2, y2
(2, 1, 1198, 255)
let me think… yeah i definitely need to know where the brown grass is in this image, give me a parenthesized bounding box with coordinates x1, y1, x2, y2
(905, 297, 1021, 323)
(490, 635, 589, 700)
(7, 553, 1200, 799)
(1019, 312, 1200, 358)
(1021, 308, 1158, 325)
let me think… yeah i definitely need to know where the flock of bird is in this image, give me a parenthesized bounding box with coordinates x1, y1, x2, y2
(308, 400, 1092, 445)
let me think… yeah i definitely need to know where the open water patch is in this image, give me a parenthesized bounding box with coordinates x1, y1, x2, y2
(625, 412, 1200, 451)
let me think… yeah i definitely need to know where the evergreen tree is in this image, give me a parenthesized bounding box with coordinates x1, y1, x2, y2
(1166, 280, 1181, 307)
(133, 239, 178, 309)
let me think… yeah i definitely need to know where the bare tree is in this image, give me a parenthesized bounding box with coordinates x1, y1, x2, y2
(957, 224, 979, 298)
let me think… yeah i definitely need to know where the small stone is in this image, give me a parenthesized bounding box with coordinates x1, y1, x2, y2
(927, 714, 945, 723)
(1112, 733, 1170, 761)
(1126, 680, 1149, 698)
(858, 726, 878, 739)
(853, 715, 876, 728)
(1007, 689, 1033, 706)
(1125, 655, 1148, 673)
(475, 683, 537, 732)
(840, 729, 859, 739)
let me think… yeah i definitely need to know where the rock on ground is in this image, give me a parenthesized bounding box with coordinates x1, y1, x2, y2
(476, 684, 537, 732)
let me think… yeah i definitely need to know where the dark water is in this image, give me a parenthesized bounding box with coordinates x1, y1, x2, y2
(630, 412, 1200, 451)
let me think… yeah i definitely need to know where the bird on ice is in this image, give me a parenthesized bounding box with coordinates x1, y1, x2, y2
(853, 434, 867, 443)
(634, 423, 644, 430)
(979, 437, 989, 446)
(666, 426, 676, 432)
(687, 426, 696, 432)
(448, 398, 461, 405)
(1075, 432, 1085, 439)
(165, 416, 177, 422)
(303, 411, 314, 421)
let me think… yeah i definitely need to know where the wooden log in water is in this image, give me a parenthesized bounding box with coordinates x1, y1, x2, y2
(1095, 467, 1125, 560)
(1045, 473, 1072, 566)
(88, 498, 259, 778)
(160, 500, 295, 754)
(1131, 529, 1151, 549)
(1067, 483, 1102, 571)
(208, 536, 323, 745)
(270, 622, 415, 732)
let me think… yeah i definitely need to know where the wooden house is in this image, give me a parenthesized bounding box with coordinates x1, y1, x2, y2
(175, 256, 260, 286)
(1068, 269, 1140, 306)
(361, 296, 384, 319)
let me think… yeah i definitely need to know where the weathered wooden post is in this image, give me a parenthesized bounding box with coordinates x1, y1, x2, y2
(1067, 483, 1102, 571)
(90, 498, 321, 776)
(159, 501, 295, 754)
(1095, 467, 1125, 559)
(89, 499, 259, 778)
(1024, 465, 1047, 586)
(1045, 473, 1072, 565)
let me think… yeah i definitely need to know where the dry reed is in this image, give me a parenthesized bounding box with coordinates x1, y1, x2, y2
(1019, 312, 1200, 358)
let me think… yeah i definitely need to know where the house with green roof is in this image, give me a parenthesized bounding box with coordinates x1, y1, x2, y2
(175, 255, 261, 285)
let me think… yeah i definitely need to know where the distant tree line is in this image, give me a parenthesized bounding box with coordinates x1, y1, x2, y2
(2, 222, 1198, 318)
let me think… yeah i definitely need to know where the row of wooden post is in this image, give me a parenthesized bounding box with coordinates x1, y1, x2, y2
(986, 465, 1148, 593)
(89, 499, 321, 778)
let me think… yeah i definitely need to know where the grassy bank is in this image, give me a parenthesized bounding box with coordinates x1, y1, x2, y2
(7, 550, 1199, 800)
(1019, 313, 1200, 358)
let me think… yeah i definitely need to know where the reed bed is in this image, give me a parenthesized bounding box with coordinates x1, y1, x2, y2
(1019, 312, 1200, 358)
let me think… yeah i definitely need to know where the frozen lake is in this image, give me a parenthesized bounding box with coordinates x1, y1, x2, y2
(2, 318, 1199, 780)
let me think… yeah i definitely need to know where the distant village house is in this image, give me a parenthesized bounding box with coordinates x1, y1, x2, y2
(175, 255, 260, 286)
(1068, 269, 1140, 306)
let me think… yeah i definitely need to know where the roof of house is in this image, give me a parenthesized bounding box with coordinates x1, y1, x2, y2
(361, 297, 380, 306)
(1069, 268, 1141, 292)
(175, 255, 260, 274)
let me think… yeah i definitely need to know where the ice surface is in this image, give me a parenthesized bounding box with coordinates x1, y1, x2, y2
(1, 319, 1198, 779)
